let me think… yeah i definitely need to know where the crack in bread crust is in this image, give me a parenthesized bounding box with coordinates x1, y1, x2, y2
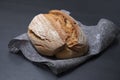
(29, 30, 51, 42)
(27, 10, 88, 59)
(44, 11, 79, 48)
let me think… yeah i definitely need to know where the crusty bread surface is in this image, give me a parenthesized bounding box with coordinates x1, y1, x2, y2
(28, 10, 88, 59)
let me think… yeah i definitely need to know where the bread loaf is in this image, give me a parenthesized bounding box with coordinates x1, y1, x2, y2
(27, 10, 88, 59)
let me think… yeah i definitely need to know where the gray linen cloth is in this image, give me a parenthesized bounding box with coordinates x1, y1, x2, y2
(8, 18, 119, 74)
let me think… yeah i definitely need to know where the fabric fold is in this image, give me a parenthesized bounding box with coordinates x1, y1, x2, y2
(8, 19, 119, 74)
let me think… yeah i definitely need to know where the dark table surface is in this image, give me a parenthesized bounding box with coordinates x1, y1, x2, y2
(0, 0, 120, 80)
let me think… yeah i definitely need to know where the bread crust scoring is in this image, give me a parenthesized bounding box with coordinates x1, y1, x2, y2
(28, 10, 88, 59)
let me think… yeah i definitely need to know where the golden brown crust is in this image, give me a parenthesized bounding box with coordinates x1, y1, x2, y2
(28, 30, 55, 56)
(44, 10, 80, 47)
(27, 10, 88, 59)
(44, 14, 67, 42)
(27, 14, 64, 56)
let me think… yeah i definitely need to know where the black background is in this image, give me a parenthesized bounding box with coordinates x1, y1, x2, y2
(0, 0, 120, 80)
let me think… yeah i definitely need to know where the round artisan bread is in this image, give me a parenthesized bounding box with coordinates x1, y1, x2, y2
(27, 10, 88, 59)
